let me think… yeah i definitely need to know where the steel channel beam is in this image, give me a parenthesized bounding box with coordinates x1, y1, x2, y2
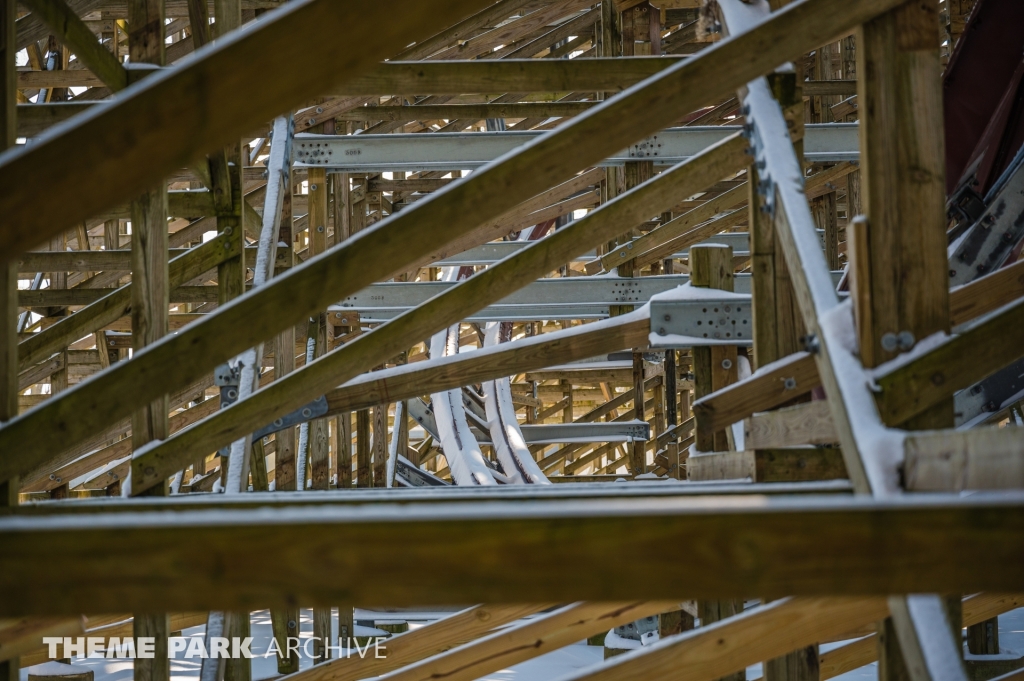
(329, 273, 842, 322)
(294, 124, 858, 171)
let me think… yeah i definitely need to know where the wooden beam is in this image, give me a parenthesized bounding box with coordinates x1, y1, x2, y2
(694, 262, 1024, 438)
(903, 425, 1024, 491)
(281, 604, 547, 681)
(875, 298, 1024, 427)
(948, 260, 1024, 327)
(744, 400, 837, 449)
(0, 494, 1022, 615)
(554, 598, 888, 681)
(334, 102, 594, 122)
(18, 231, 239, 369)
(19, 0, 128, 91)
(0, 0, 17, 506)
(375, 602, 674, 681)
(0, 0, 908, 488)
(393, 0, 543, 60)
(694, 352, 820, 436)
(686, 448, 846, 482)
(0, 0, 497, 257)
(819, 593, 1024, 680)
(324, 314, 649, 417)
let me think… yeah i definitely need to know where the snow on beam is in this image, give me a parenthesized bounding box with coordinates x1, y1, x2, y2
(0, 493, 1022, 616)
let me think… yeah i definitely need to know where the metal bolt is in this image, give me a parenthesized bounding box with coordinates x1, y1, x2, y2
(316, 107, 323, 114)
(310, 184, 318, 191)
(144, 467, 155, 476)
(663, 314, 671, 322)
(880, 332, 898, 352)
(896, 330, 915, 351)
(317, 225, 324, 233)
(783, 377, 797, 390)
(657, 327, 666, 335)
(224, 226, 233, 236)
(721, 358, 733, 370)
(302, 408, 312, 418)
(930, 372, 945, 386)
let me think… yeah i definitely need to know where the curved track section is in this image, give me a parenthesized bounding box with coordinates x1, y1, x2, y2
(428, 267, 496, 486)
(483, 321, 550, 484)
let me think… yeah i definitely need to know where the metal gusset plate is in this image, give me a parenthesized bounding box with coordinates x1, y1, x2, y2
(948, 149, 1024, 286)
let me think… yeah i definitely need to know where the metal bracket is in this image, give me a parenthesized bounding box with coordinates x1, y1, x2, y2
(629, 134, 662, 158)
(649, 297, 753, 347)
(215, 361, 329, 440)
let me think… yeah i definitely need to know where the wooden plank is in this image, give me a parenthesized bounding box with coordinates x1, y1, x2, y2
(325, 315, 649, 417)
(948, 260, 1024, 327)
(0, 0, 16, 519)
(335, 101, 594, 122)
(903, 426, 1024, 491)
(0, 0, 497, 257)
(392, 0, 537, 60)
(374, 601, 674, 681)
(19, 0, 128, 91)
(754, 448, 846, 482)
(694, 353, 820, 436)
(875, 298, 1024, 427)
(554, 598, 888, 681)
(0, 616, 83, 664)
(819, 594, 1024, 680)
(0, 0, 908, 488)
(281, 604, 547, 681)
(331, 57, 688, 96)
(17, 232, 238, 368)
(744, 400, 837, 449)
(599, 180, 748, 272)
(0, 495, 1022, 615)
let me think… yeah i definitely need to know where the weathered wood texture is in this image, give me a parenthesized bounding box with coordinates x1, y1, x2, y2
(0, 495, 1021, 615)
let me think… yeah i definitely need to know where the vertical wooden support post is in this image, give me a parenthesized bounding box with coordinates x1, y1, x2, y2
(857, 3, 960, 679)
(270, 611, 299, 675)
(967, 618, 999, 655)
(126, 2, 170, 678)
(336, 414, 352, 488)
(0, 0, 17, 520)
(691, 245, 738, 452)
(274, 184, 297, 492)
(630, 350, 646, 475)
(561, 379, 573, 423)
(356, 409, 372, 487)
(371, 402, 387, 485)
(856, 0, 949, 383)
(307, 168, 331, 493)
(306, 167, 331, 662)
(818, 191, 840, 270)
(752, 72, 805, 371)
(309, 167, 331, 663)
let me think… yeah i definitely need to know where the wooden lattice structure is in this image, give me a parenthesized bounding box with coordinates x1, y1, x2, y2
(1, 0, 1023, 680)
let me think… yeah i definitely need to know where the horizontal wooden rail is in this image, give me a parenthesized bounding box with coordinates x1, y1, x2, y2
(2, 493, 1020, 615)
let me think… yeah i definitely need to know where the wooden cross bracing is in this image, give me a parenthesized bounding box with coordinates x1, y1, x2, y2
(0, 0, 1021, 680)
